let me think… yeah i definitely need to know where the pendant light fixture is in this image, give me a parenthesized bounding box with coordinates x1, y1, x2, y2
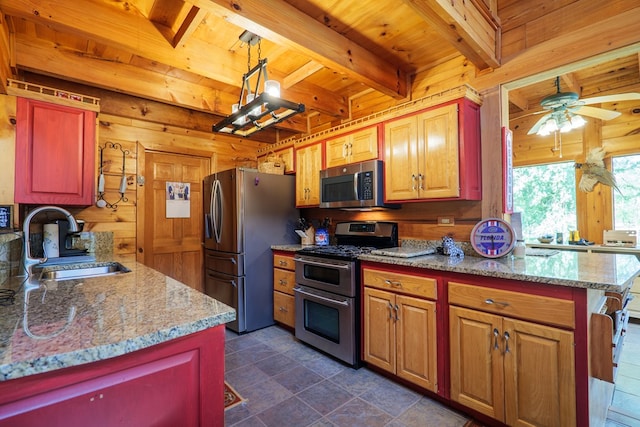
(213, 31, 305, 137)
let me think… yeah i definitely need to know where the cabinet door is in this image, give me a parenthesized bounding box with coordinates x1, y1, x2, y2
(325, 135, 350, 168)
(326, 127, 378, 168)
(384, 116, 419, 201)
(449, 306, 504, 421)
(503, 318, 576, 427)
(274, 291, 295, 327)
(349, 126, 379, 164)
(416, 104, 460, 198)
(295, 144, 322, 207)
(15, 98, 96, 205)
(396, 295, 438, 392)
(363, 287, 395, 372)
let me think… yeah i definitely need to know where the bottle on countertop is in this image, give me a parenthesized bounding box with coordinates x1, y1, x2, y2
(512, 240, 526, 258)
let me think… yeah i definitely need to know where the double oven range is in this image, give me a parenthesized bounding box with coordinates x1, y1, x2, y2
(294, 221, 398, 367)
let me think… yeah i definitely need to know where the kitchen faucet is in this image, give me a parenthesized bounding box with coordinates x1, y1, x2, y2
(22, 206, 79, 276)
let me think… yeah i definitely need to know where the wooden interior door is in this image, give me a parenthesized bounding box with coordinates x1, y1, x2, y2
(143, 151, 210, 291)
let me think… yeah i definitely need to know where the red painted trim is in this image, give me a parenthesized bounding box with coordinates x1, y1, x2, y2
(572, 288, 590, 427)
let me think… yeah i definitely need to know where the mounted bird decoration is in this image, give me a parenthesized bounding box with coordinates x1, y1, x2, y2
(575, 148, 620, 193)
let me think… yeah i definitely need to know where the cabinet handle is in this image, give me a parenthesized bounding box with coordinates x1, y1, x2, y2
(388, 302, 394, 320)
(278, 279, 288, 285)
(384, 279, 402, 287)
(493, 328, 500, 350)
(411, 174, 417, 190)
(485, 298, 510, 307)
(348, 142, 353, 156)
(343, 143, 348, 158)
(279, 260, 289, 267)
(504, 331, 511, 353)
(394, 304, 400, 321)
(279, 306, 288, 313)
(418, 173, 424, 190)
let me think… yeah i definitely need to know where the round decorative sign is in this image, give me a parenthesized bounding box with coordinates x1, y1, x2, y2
(470, 218, 516, 258)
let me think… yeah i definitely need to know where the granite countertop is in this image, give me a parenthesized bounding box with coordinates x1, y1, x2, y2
(0, 258, 235, 381)
(359, 251, 640, 292)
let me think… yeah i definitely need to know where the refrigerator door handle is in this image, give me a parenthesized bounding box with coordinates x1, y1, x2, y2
(205, 253, 237, 264)
(212, 179, 223, 243)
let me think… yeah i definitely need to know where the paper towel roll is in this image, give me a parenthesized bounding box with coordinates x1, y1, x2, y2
(43, 223, 60, 258)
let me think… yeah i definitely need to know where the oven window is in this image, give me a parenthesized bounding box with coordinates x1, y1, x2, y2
(304, 300, 340, 343)
(303, 264, 341, 285)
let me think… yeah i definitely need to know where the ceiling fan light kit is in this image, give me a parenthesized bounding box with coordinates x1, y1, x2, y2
(212, 31, 305, 137)
(526, 77, 638, 138)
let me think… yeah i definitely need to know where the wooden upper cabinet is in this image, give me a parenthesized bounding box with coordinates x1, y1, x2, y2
(325, 125, 379, 168)
(384, 99, 481, 202)
(15, 98, 96, 205)
(295, 143, 322, 207)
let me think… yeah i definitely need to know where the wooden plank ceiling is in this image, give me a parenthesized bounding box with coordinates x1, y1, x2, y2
(0, 0, 638, 143)
(0, 0, 498, 141)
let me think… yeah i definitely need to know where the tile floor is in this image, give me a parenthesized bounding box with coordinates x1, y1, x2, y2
(224, 321, 640, 427)
(606, 320, 640, 427)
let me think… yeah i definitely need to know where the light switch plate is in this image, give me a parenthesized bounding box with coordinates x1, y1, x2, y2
(437, 216, 455, 226)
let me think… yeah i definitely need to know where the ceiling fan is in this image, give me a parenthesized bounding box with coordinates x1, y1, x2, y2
(526, 77, 640, 135)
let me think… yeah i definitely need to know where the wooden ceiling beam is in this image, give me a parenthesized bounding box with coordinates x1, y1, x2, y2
(561, 72, 581, 95)
(507, 88, 529, 111)
(283, 61, 324, 89)
(402, 0, 501, 70)
(0, 0, 247, 86)
(170, 6, 208, 47)
(13, 35, 309, 134)
(195, 0, 409, 99)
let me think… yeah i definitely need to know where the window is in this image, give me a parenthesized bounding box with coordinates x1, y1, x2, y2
(512, 162, 577, 240)
(612, 154, 640, 231)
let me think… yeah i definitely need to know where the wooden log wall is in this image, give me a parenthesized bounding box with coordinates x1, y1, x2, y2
(0, 82, 264, 260)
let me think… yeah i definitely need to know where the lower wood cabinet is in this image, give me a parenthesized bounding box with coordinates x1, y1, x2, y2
(273, 252, 296, 327)
(449, 281, 576, 427)
(362, 268, 438, 392)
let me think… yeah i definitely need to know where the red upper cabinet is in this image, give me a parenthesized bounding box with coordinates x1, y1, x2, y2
(15, 97, 96, 205)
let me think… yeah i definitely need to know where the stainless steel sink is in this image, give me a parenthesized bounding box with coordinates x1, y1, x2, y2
(38, 262, 131, 281)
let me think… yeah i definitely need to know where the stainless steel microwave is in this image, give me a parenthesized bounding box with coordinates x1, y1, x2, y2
(319, 160, 399, 210)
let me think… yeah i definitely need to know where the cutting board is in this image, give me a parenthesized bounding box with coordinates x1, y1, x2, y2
(370, 247, 436, 258)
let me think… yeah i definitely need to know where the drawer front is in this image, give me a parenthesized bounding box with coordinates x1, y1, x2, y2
(274, 268, 296, 295)
(448, 281, 575, 329)
(274, 254, 295, 271)
(274, 291, 295, 327)
(363, 268, 437, 300)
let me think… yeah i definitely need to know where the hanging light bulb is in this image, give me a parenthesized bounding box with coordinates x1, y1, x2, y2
(264, 80, 281, 97)
(570, 114, 586, 129)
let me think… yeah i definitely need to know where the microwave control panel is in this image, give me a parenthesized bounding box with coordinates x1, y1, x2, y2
(360, 171, 373, 200)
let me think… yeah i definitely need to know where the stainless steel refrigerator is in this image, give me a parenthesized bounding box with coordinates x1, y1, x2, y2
(203, 168, 299, 333)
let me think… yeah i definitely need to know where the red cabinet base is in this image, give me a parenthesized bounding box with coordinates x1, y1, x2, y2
(0, 326, 225, 427)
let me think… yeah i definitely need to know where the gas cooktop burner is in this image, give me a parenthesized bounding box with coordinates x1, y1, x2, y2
(298, 245, 376, 257)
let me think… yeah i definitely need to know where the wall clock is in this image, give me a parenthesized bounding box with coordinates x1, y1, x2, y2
(470, 218, 516, 258)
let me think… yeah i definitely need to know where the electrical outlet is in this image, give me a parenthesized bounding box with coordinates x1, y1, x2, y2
(437, 216, 455, 226)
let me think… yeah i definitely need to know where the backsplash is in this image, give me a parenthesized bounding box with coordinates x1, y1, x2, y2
(0, 231, 114, 285)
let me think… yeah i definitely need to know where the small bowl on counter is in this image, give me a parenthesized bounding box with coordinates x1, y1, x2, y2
(537, 236, 554, 243)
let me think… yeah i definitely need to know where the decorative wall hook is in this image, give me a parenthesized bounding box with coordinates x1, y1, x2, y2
(96, 142, 130, 210)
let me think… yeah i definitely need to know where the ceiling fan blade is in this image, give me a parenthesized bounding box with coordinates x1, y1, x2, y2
(580, 92, 640, 105)
(510, 109, 548, 120)
(527, 113, 552, 135)
(571, 105, 622, 120)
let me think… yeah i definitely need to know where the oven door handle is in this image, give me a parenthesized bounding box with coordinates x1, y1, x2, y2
(293, 258, 351, 270)
(294, 287, 350, 307)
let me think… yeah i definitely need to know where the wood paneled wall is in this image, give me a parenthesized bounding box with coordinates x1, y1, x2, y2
(0, 85, 264, 259)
